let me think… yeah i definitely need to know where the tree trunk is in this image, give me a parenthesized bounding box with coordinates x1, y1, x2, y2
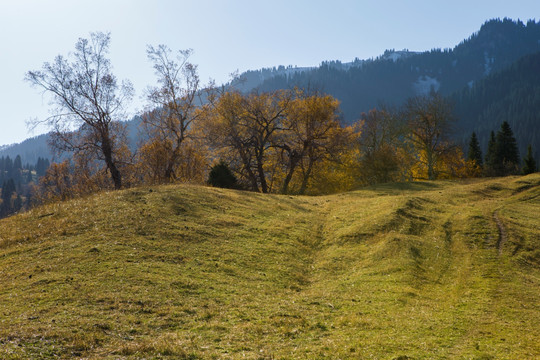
(426, 148, 435, 180)
(101, 137, 122, 190)
(281, 168, 295, 194)
(164, 148, 180, 182)
(257, 158, 268, 193)
(108, 160, 122, 190)
(164, 136, 185, 182)
(237, 146, 259, 192)
(248, 173, 260, 192)
(299, 160, 314, 195)
(164, 165, 175, 183)
(281, 150, 301, 194)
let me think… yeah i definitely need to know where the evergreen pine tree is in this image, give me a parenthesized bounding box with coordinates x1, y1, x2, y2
(1, 179, 15, 202)
(485, 131, 497, 175)
(494, 121, 520, 175)
(13, 155, 22, 170)
(4, 156, 13, 178)
(13, 194, 23, 213)
(208, 161, 238, 189)
(9, 155, 23, 184)
(522, 144, 537, 175)
(467, 132, 483, 166)
(35, 158, 50, 178)
(0, 179, 16, 218)
(36, 158, 44, 177)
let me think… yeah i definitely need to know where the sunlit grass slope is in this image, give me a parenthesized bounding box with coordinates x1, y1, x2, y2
(1, 174, 539, 359)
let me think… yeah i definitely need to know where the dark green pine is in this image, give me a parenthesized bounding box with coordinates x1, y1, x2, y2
(485, 131, 497, 170)
(467, 132, 483, 166)
(522, 145, 537, 175)
(494, 121, 520, 175)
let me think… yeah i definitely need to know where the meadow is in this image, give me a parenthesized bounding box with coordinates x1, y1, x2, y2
(1, 174, 539, 359)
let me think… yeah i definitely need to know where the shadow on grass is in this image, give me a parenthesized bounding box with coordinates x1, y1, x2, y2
(363, 181, 443, 195)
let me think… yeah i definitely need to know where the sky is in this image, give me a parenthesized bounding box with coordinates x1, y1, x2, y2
(0, 0, 539, 146)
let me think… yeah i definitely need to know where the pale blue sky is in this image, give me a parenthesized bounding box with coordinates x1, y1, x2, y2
(1, 0, 539, 146)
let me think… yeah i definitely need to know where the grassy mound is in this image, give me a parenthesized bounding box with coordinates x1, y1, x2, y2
(1, 175, 539, 359)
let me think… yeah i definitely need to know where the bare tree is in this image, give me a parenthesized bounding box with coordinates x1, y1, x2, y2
(141, 45, 201, 182)
(26, 32, 133, 189)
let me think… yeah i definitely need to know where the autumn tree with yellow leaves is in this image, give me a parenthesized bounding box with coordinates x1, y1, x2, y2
(402, 92, 456, 180)
(203, 88, 355, 194)
(358, 107, 407, 184)
(203, 90, 290, 193)
(277, 89, 345, 194)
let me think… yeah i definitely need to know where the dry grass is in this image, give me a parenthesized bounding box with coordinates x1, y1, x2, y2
(0, 174, 539, 359)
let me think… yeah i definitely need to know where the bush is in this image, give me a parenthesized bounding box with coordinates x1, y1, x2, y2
(208, 161, 238, 189)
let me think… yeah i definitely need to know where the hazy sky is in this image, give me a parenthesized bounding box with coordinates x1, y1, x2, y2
(1, 0, 539, 146)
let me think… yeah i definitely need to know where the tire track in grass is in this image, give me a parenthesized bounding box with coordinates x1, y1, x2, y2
(493, 211, 508, 256)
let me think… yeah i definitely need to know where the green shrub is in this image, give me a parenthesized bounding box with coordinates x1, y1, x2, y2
(208, 161, 238, 189)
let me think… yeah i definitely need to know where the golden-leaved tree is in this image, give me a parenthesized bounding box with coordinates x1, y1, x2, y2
(403, 92, 456, 180)
(203, 88, 356, 194)
(204, 90, 290, 193)
(359, 107, 408, 184)
(278, 89, 350, 194)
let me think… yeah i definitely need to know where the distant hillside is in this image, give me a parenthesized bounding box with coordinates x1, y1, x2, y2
(453, 51, 540, 159)
(233, 51, 420, 93)
(0, 134, 53, 165)
(1, 175, 539, 358)
(0, 117, 142, 164)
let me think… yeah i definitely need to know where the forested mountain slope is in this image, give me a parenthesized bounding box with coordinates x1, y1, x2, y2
(246, 18, 540, 122)
(453, 51, 540, 158)
(0, 134, 51, 165)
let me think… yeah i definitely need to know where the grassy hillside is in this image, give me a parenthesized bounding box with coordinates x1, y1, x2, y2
(0, 174, 539, 359)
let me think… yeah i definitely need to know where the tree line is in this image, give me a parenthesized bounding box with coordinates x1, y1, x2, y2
(0, 156, 50, 218)
(17, 32, 537, 210)
(467, 121, 537, 176)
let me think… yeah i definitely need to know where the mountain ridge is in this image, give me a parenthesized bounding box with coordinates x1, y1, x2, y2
(250, 18, 540, 120)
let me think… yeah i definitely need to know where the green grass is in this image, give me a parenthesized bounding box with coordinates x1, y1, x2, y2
(1, 174, 539, 359)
